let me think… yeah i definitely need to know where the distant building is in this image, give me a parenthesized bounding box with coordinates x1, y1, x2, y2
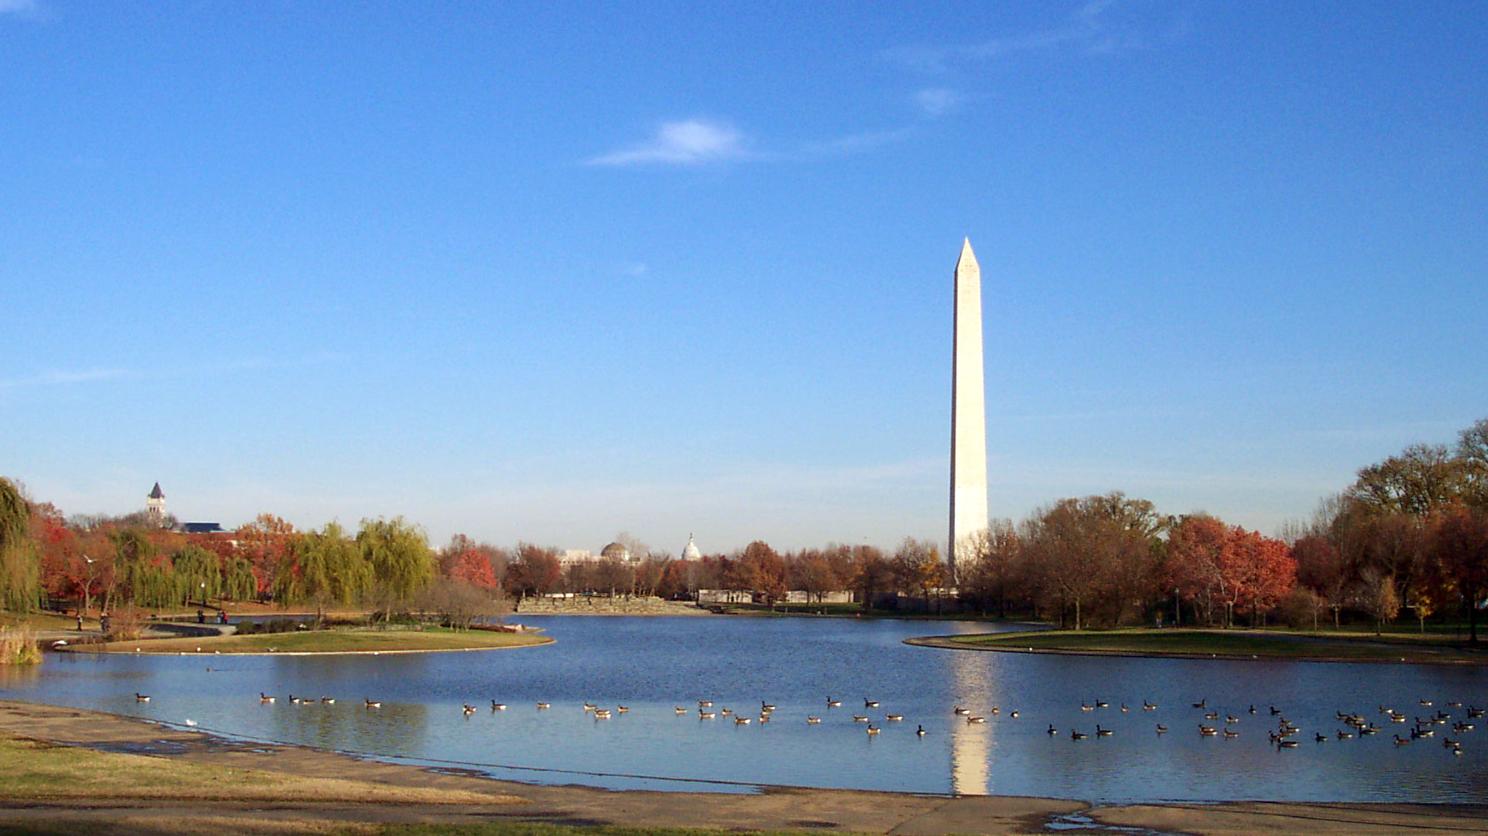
(558, 549, 594, 568)
(145, 482, 167, 526)
(180, 522, 227, 534)
(680, 533, 701, 561)
(599, 541, 632, 563)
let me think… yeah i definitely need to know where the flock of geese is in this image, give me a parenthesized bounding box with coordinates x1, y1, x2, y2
(134, 688, 1480, 757)
(1049, 695, 1483, 756)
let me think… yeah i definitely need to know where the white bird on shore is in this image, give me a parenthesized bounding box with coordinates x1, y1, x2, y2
(184, 719, 197, 727)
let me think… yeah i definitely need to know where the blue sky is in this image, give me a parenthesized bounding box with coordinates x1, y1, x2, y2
(3, 1, 1485, 555)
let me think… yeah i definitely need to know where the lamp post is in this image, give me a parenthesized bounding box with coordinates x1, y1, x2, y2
(199, 581, 206, 607)
(82, 556, 96, 617)
(1173, 587, 1180, 628)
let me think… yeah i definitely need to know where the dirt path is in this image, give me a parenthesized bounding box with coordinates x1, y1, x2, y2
(0, 700, 1483, 835)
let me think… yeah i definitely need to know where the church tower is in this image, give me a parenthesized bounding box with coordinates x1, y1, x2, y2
(146, 482, 167, 527)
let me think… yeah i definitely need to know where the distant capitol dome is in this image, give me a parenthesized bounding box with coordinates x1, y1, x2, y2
(600, 542, 631, 562)
(681, 534, 701, 561)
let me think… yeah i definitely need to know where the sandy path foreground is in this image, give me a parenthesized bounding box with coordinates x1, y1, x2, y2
(0, 700, 1484, 835)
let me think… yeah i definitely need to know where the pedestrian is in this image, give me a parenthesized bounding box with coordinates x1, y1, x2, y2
(197, 608, 205, 624)
(76, 610, 83, 631)
(100, 613, 111, 635)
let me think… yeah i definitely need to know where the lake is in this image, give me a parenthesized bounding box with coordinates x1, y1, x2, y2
(2, 615, 1485, 802)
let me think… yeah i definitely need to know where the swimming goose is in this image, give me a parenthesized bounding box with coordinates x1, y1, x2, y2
(1393, 734, 1411, 745)
(617, 706, 629, 713)
(1009, 710, 1020, 718)
(699, 709, 716, 719)
(1203, 711, 1219, 721)
(675, 706, 688, 715)
(1199, 725, 1218, 736)
(916, 724, 927, 737)
(1095, 725, 1113, 737)
(827, 697, 842, 708)
(289, 695, 303, 705)
(1193, 698, 1207, 709)
(583, 702, 598, 713)
(734, 715, 751, 725)
(364, 699, 382, 708)
(1278, 739, 1300, 749)
(806, 716, 822, 724)
(954, 706, 971, 716)
(864, 698, 879, 708)
(1142, 701, 1158, 711)
(885, 713, 904, 722)
(866, 724, 880, 735)
(1094, 699, 1109, 709)
(462, 704, 477, 715)
(1270, 705, 1282, 715)
(1155, 724, 1168, 734)
(1080, 703, 1095, 712)
(852, 714, 870, 723)
(1249, 705, 1257, 715)
(134, 693, 150, 703)
(320, 697, 335, 704)
(966, 715, 986, 724)
(1225, 715, 1240, 725)
(1047, 724, 1058, 736)
(259, 693, 275, 704)
(698, 699, 713, 708)
(1120, 704, 1130, 713)
(1070, 729, 1088, 740)
(1315, 733, 1328, 743)
(1337, 729, 1354, 739)
(721, 708, 733, 717)
(1223, 728, 1239, 739)
(594, 708, 612, 719)
(491, 701, 507, 711)
(761, 701, 776, 712)
(536, 702, 550, 710)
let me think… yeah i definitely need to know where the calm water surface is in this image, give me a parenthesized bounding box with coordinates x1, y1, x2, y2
(2, 615, 1486, 802)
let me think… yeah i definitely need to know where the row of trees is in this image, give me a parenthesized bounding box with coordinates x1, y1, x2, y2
(1, 419, 1483, 636)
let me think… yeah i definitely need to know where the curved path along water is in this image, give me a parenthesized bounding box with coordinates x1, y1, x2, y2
(3, 615, 1486, 803)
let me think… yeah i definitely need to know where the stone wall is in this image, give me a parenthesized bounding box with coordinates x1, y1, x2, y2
(514, 595, 707, 616)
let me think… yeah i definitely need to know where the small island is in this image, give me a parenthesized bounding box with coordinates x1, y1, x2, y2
(76, 626, 551, 656)
(914, 628, 1488, 665)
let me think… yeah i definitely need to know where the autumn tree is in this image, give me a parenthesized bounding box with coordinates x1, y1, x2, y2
(1293, 534, 1350, 627)
(1164, 515, 1228, 626)
(738, 541, 787, 605)
(357, 517, 433, 609)
(891, 538, 944, 612)
(506, 543, 562, 599)
(850, 545, 891, 610)
(1217, 527, 1295, 626)
(234, 514, 297, 598)
(1427, 504, 1488, 642)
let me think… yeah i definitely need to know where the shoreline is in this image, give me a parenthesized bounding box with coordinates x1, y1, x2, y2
(0, 699, 1485, 834)
(66, 636, 556, 657)
(905, 633, 1488, 666)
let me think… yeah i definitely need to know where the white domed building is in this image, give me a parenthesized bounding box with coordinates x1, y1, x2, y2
(680, 534, 701, 561)
(600, 541, 632, 563)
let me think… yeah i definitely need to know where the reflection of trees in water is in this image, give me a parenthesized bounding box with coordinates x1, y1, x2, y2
(268, 698, 429, 753)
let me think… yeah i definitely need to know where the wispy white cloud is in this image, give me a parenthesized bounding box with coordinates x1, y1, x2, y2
(914, 88, 960, 118)
(0, 368, 134, 390)
(884, 0, 1136, 72)
(587, 119, 749, 167)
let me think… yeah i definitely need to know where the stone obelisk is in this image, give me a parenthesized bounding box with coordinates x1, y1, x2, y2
(949, 238, 989, 577)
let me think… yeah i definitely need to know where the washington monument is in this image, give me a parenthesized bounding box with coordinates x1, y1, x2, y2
(949, 238, 989, 576)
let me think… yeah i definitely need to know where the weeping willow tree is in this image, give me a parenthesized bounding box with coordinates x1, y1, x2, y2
(0, 478, 41, 612)
(223, 556, 258, 602)
(171, 545, 223, 605)
(358, 517, 432, 614)
(112, 528, 175, 607)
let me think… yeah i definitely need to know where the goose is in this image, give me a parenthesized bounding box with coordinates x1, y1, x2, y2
(1119, 704, 1130, 713)
(1094, 699, 1109, 709)
(1315, 733, 1328, 743)
(1443, 737, 1461, 750)
(916, 724, 927, 737)
(989, 706, 1000, 716)
(1095, 725, 1113, 737)
(1270, 705, 1282, 716)
(954, 706, 971, 716)
(259, 693, 276, 704)
(1070, 729, 1088, 740)
(734, 715, 751, 725)
(1360, 724, 1380, 735)
(1009, 710, 1020, 719)
(616, 706, 630, 713)
(699, 710, 716, 719)
(1047, 724, 1058, 736)
(364, 699, 382, 708)
(1142, 701, 1158, 711)
(1223, 728, 1239, 739)
(583, 702, 598, 713)
(462, 704, 477, 715)
(1249, 704, 1257, 715)
(761, 701, 777, 712)
(866, 724, 880, 736)
(1199, 725, 1217, 736)
(1155, 724, 1168, 734)
(1225, 715, 1240, 725)
(134, 692, 151, 703)
(320, 697, 335, 705)
(852, 714, 870, 723)
(536, 702, 551, 710)
(966, 715, 987, 724)
(1337, 729, 1354, 739)
(698, 699, 713, 708)
(1203, 711, 1219, 721)
(1080, 703, 1095, 712)
(1193, 698, 1207, 709)
(594, 708, 612, 719)
(1390, 713, 1407, 723)
(674, 706, 689, 715)
(1394, 735, 1411, 746)
(1453, 721, 1474, 733)
(721, 708, 733, 717)
(827, 697, 842, 708)
(184, 718, 197, 727)
(1467, 707, 1485, 719)
(885, 713, 904, 722)
(758, 712, 770, 723)
(491, 701, 507, 711)
(806, 716, 822, 724)
(1420, 699, 1434, 707)
(1278, 739, 1300, 749)
(864, 698, 880, 708)
(1448, 701, 1463, 708)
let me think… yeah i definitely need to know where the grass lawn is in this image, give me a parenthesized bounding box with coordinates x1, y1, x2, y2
(950, 628, 1488, 664)
(368, 826, 803, 836)
(0, 734, 512, 805)
(83, 626, 552, 655)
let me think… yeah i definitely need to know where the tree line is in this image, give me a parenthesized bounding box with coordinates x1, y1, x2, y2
(0, 418, 1483, 635)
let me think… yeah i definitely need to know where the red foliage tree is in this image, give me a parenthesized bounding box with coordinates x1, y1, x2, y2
(1218, 527, 1296, 626)
(448, 547, 499, 590)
